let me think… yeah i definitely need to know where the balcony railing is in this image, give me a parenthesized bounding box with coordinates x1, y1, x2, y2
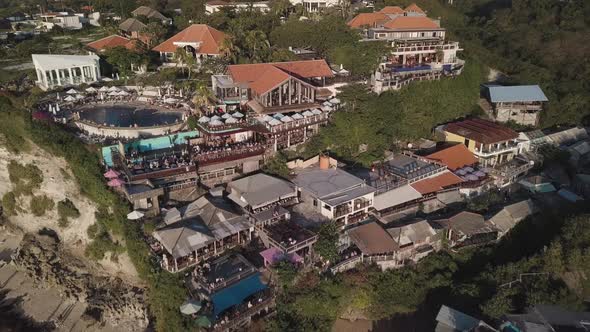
(195, 145, 266, 167)
(334, 206, 352, 218)
(194, 266, 258, 295)
(477, 143, 519, 157)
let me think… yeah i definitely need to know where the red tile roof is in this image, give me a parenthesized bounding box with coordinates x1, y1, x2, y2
(152, 24, 226, 55)
(347, 12, 390, 28)
(227, 60, 334, 95)
(379, 6, 404, 14)
(87, 35, 140, 52)
(444, 118, 519, 145)
(426, 144, 478, 171)
(382, 16, 440, 30)
(410, 171, 463, 195)
(405, 3, 425, 14)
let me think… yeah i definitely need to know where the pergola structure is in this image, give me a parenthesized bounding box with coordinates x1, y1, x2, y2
(32, 54, 101, 90)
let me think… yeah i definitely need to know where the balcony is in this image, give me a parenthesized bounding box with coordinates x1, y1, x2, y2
(476, 142, 519, 157)
(194, 144, 266, 167)
(334, 205, 352, 218)
(353, 199, 371, 211)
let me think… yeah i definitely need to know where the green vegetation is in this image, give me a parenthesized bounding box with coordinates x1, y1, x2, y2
(262, 152, 291, 178)
(299, 60, 486, 165)
(314, 222, 339, 263)
(2, 192, 18, 216)
(57, 199, 80, 227)
(274, 261, 298, 288)
(467, 190, 504, 212)
(7, 160, 44, 197)
(30, 195, 54, 216)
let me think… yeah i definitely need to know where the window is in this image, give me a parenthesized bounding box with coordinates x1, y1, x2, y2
(464, 138, 470, 147)
(313, 199, 318, 207)
(323, 204, 332, 211)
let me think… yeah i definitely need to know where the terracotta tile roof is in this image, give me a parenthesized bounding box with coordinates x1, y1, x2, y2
(426, 144, 478, 171)
(347, 12, 390, 28)
(152, 24, 226, 54)
(382, 16, 440, 30)
(444, 118, 519, 145)
(347, 222, 398, 255)
(87, 35, 139, 52)
(379, 6, 404, 14)
(405, 3, 425, 14)
(227, 60, 333, 95)
(410, 171, 463, 195)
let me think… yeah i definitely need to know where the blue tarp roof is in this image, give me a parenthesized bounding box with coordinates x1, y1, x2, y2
(211, 273, 267, 317)
(488, 85, 548, 103)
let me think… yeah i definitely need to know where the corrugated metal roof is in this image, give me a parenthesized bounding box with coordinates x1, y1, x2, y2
(488, 85, 548, 103)
(373, 185, 422, 211)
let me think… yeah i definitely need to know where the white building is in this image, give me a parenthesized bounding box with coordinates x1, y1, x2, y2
(205, 0, 270, 14)
(32, 54, 101, 90)
(39, 13, 83, 30)
(290, 0, 341, 12)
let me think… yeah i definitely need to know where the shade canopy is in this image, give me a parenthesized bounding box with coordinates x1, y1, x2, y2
(198, 116, 210, 123)
(107, 178, 125, 187)
(75, 94, 85, 100)
(108, 86, 119, 92)
(108, 91, 119, 96)
(64, 95, 76, 102)
(127, 210, 145, 220)
(210, 115, 221, 121)
(280, 116, 293, 123)
(221, 113, 232, 119)
(232, 111, 244, 118)
(103, 169, 121, 178)
(225, 117, 238, 124)
(273, 113, 284, 119)
(291, 113, 303, 120)
(302, 110, 314, 117)
(118, 90, 129, 96)
(179, 300, 202, 315)
(98, 86, 109, 92)
(66, 88, 78, 94)
(210, 119, 223, 126)
(85, 87, 97, 92)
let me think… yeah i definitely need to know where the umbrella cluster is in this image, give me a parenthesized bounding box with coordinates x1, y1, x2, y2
(455, 166, 488, 182)
(261, 109, 323, 127)
(198, 112, 244, 126)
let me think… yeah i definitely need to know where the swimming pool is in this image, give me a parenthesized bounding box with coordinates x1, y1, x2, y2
(77, 104, 184, 128)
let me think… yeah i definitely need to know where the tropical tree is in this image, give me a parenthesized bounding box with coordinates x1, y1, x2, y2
(192, 83, 214, 112)
(244, 30, 270, 63)
(141, 22, 167, 49)
(173, 48, 194, 77)
(220, 34, 241, 64)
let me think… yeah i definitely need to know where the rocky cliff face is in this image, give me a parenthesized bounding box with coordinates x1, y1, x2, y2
(12, 232, 149, 331)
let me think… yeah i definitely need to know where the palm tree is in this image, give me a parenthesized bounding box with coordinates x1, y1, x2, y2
(174, 48, 193, 77)
(192, 83, 214, 114)
(220, 35, 240, 64)
(244, 30, 270, 63)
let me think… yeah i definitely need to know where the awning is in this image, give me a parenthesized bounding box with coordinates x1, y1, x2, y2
(211, 273, 267, 317)
(180, 300, 202, 315)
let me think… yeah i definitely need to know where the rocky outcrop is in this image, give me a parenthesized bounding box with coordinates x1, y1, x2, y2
(12, 232, 148, 331)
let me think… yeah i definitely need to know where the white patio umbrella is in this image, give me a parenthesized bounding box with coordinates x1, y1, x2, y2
(108, 91, 119, 96)
(281, 115, 293, 123)
(210, 115, 221, 121)
(108, 86, 119, 92)
(179, 300, 201, 315)
(56, 92, 60, 100)
(232, 111, 244, 118)
(322, 101, 333, 107)
(55, 103, 60, 112)
(221, 113, 232, 119)
(85, 87, 97, 93)
(100, 93, 105, 101)
(292, 113, 303, 120)
(262, 115, 274, 122)
(127, 210, 145, 220)
(329, 98, 341, 104)
(64, 95, 76, 102)
(321, 105, 333, 112)
(302, 110, 314, 117)
(75, 94, 85, 100)
(311, 109, 322, 115)
(209, 119, 223, 126)
(273, 113, 284, 119)
(98, 86, 109, 92)
(66, 88, 78, 94)
(118, 90, 129, 96)
(198, 116, 210, 123)
(225, 117, 238, 124)
(115, 73, 120, 80)
(268, 118, 282, 126)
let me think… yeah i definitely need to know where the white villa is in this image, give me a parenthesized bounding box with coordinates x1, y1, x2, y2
(32, 54, 101, 90)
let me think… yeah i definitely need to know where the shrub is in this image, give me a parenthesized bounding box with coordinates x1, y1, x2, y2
(57, 198, 80, 227)
(30, 195, 54, 216)
(2, 191, 18, 216)
(8, 161, 43, 196)
(85, 231, 124, 260)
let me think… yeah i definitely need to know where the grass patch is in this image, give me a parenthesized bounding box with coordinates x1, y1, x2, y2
(2, 191, 18, 216)
(59, 168, 72, 180)
(57, 198, 80, 227)
(30, 194, 54, 216)
(8, 160, 43, 196)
